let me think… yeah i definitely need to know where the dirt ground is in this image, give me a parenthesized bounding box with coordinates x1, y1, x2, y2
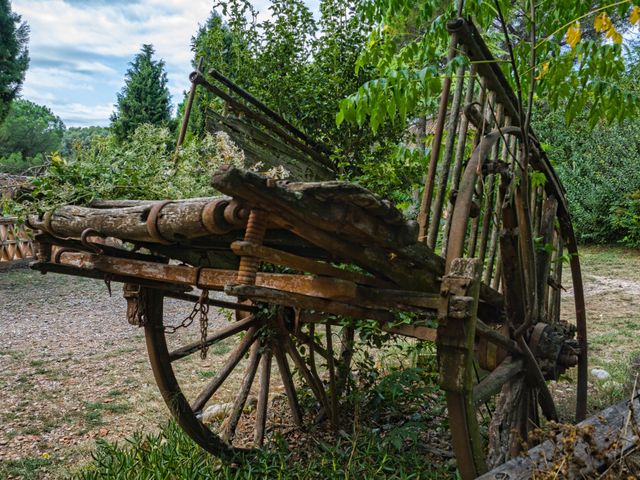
(1, 245, 640, 478)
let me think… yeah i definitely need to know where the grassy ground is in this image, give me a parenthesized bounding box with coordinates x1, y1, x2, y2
(2, 245, 640, 479)
(575, 246, 640, 412)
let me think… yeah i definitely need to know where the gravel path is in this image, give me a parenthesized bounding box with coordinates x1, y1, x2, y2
(0, 267, 230, 478)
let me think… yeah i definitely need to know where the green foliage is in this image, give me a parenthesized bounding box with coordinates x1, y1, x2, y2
(111, 44, 172, 142)
(73, 420, 452, 479)
(61, 126, 110, 157)
(0, 0, 29, 124)
(340, 1, 640, 134)
(0, 151, 43, 175)
(185, 0, 407, 199)
(3, 125, 246, 218)
(534, 103, 640, 245)
(0, 99, 65, 174)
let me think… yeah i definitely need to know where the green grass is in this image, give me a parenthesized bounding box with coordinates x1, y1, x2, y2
(85, 401, 131, 415)
(197, 370, 217, 379)
(73, 421, 455, 480)
(210, 340, 232, 355)
(588, 351, 640, 411)
(0, 456, 55, 480)
(83, 401, 132, 428)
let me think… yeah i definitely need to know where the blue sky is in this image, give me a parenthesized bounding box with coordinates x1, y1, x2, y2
(13, 0, 318, 128)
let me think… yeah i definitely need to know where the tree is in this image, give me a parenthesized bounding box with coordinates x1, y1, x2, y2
(110, 44, 171, 142)
(0, 99, 65, 173)
(341, 1, 640, 131)
(534, 52, 640, 246)
(184, 6, 257, 138)
(0, 0, 30, 124)
(61, 126, 110, 157)
(180, 0, 411, 203)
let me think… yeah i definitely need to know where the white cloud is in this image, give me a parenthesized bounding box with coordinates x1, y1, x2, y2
(23, 67, 96, 90)
(52, 102, 115, 127)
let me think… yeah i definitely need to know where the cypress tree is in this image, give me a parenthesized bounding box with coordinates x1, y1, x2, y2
(0, 0, 30, 124)
(110, 44, 171, 141)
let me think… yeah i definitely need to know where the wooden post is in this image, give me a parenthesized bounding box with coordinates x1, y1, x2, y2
(436, 258, 487, 478)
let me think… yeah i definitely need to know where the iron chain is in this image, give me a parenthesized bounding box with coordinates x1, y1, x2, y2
(165, 289, 210, 360)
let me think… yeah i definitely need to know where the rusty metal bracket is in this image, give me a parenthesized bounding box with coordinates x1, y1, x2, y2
(123, 283, 148, 326)
(145, 201, 173, 245)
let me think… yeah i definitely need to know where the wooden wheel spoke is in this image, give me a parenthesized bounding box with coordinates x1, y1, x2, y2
(336, 326, 354, 396)
(476, 320, 521, 355)
(254, 348, 272, 447)
(325, 324, 338, 427)
(191, 326, 259, 414)
(516, 337, 558, 422)
(305, 324, 324, 421)
(169, 314, 260, 362)
(291, 330, 330, 361)
(273, 345, 302, 426)
(473, 357, 525, 407)
(222, 341, 261, 443)
(283, 333, 331, 416)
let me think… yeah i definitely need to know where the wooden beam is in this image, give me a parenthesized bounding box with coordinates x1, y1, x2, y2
(225, 284, 394, 323)
(230, 240, 389, 288)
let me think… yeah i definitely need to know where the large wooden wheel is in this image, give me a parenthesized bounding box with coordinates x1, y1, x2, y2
(441, 125, 588, 478)
(141, 287, 353, 459)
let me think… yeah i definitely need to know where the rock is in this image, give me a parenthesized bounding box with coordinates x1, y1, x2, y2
(591, 368, 610, 380)
(201, 403, 232, 423)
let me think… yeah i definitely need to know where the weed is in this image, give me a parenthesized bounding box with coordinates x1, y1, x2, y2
(0, 349, 25, 360)
(84, 410, 103, 428)
(210, 341, 232, 355)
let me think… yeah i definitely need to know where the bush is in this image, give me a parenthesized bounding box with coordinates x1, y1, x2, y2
(534, 106, 640, 245)
(2, 124, 247, 219)
(0, 152, 45, 175)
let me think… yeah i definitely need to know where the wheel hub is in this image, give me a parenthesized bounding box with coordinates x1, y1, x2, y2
(529, 322, 579, 380)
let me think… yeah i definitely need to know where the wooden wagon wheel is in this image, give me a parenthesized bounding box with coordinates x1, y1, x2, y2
(140, 282, 354, 459)
(442, 126, 588, 478)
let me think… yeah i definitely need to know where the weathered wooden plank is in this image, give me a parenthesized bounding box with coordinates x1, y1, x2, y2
(45, 251, 437, 313)
(211, 166, 417, 250)
(473, 357, 525, 406)
(230, 240, 389, 288)
(479, 390, 640, 479)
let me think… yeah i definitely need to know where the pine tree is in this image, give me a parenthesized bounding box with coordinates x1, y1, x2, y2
(0, 0, 30, 125)
(110, 44, 171, 141)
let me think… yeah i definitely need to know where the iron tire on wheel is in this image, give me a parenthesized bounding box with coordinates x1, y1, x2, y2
(443, 127, 588, 478)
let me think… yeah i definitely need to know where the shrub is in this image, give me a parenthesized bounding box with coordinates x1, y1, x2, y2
(2, 125, 246, 219)
(534, 106, 640, 245)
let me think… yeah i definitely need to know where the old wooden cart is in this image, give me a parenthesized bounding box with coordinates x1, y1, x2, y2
(28, 18, 587, 479)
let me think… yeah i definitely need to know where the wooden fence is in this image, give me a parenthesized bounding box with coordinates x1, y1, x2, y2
(0, 217, 35, 269)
